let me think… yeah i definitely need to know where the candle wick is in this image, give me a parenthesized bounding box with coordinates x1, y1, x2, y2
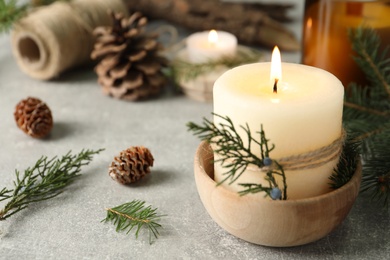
(273, 79, 279, 94)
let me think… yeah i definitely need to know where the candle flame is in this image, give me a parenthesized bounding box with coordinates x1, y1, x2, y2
(208, 30, 218, 45)
(271, 46, 282, 84)
(270, 46, 282, 91)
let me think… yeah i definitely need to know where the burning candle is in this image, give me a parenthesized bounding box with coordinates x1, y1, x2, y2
(213, 47, 344, 199)
(186, 30, 237, 63)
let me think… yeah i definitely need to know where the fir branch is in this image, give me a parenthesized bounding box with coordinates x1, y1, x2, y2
(359, 130, 390, 206)
(0, 0, 67, 33)
(171, 48, 262, 83)
(0, 148, 104, 220)
(345, 26, 390, 207)
(344, 101, 390, 117)
(329, 133, 360, 189)
(354, 127, 386, 142)
(103, 200, 164, 244)
(187, 114, 287, 200)
(0, 0, 27, 33)
(349, 27, 390, 98)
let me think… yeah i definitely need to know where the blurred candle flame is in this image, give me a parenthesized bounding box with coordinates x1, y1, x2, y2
(208, 30, 218, 45)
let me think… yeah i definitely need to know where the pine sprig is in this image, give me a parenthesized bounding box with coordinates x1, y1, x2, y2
(0, 0, 66, 33)
(346, 27, 390, 118)
(0, 148, 104, 220)
(358, 129, 390, 206)
(239, 160, 287, 200)
(329, 133, 360, 189)
(0, 0, 27, 33)
(187, 114, 264, 184)
(349, 27, 390, 99)
(187, 114, 287, 200)
(103, 200, 164, 244)
(344, 27, 390, 207)
(171, 48, 262, 83)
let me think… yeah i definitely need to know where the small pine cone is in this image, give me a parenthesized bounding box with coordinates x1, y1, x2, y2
(109, 146, 154, 184)
(14, 97, 53, 138)
(91, 11, 168, 101)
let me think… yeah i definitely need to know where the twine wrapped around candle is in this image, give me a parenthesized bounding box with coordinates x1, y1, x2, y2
(212, 130, 346, 173)
(11, 0, 127, 80)
(250, 130, 346, 172)
(276, 130, 346, 171)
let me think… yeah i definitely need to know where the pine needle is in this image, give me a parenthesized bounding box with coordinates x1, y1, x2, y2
(344, 26, 390, 208)
(358, 129, 390, 206)
(187, 113, 287, 200)
(0, 148, 104, 220)
(329, 133, 360, 189)
(0, 0, 67, 33)
(103, 200, 164, 244)
(0, 0, 27, 33)
(349, 27, 390, 98)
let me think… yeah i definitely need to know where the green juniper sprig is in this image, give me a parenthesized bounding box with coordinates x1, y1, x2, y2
(187, 113, 287, 200)
(0, 148, 104, 220)
(188, 114, 263, 184)
(239, 159, 287, 200)
(344, 26, 390, 207)
(103, 200, 164, 244)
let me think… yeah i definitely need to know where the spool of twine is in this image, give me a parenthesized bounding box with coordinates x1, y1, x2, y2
(11, 0, 127, 80)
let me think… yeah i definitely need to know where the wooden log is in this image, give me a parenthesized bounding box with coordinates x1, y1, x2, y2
(126, 0, 300, 51)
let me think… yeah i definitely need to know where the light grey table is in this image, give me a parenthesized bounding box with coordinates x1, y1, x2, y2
(0, 3, 389, 259)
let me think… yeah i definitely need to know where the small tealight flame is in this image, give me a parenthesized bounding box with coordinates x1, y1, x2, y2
(208, 30, 218, 45)
(270, 46, 282, 93)
(306, 18, 312, 29)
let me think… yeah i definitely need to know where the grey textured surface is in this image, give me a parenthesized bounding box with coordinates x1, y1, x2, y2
(0, 2, 389, 259)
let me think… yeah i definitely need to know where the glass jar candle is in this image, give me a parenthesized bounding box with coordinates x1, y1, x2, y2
(302, 0, 390, 87)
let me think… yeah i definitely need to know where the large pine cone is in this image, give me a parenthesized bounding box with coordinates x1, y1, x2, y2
(91, 12, 167, 101)
(14, 97, 53, 138)
(109, 146, 154, 184)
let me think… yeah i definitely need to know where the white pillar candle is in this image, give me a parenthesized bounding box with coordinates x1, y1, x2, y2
(213, 49, 344, 199)
(186, 30, 237, 63)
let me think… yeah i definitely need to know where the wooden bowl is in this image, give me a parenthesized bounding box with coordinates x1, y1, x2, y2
(176, 66, 225, 103)
(174, 46, 262, 102)
(173, 49, 228, 102)
(194, 141, 362, 247)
